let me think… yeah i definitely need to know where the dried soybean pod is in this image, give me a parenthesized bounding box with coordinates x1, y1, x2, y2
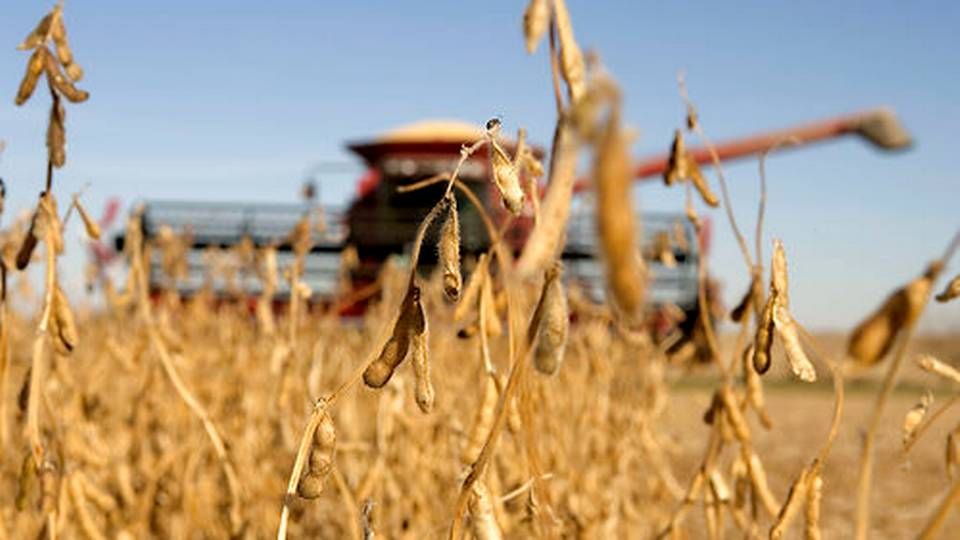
(594, 103, 645, 319)
(480, 272, 502, 337)
(848, 290, 907, 366)
(75, 198, 101, 240)
(770, 467, 811, 540)
(298, 410, 336, 499)
(47, 99, 66, 168)
(533, 262, 569, 375)
(16, 212, 40, 270)
(16, 47, 47, 106)
(463, 376, 498, 464)
(297, 474, 323, 499)
(773, 306, 816, 382)
(454, 253, 488, 322)
(468, 481, 503, 540)
(687, 159, 719, 208)
(523, 0, 550, 54)
(552, 0, 585, 101)
(729, 275, 758, 322)
(719, 386, 751, 443)
(438, 195, 461, 302)
(747, 450, 780, 516)
(947, 426, 960, 478)
(848, 263, 939, 366)
(663, 129, 686, 186)
(411, 320, 434, 413)
(363, 286, 422, 388)
(664, 129, 718, 207)
(936, 274, 960, 303)
(17, 9, 55, 51)
(16, 452, 38, 511)
(752, 294, 775, 374)
(43, 50, 88, 103)
(50, 14, 83, 82)
(51, 285, 78, 354)
(743, 344, 773, 429)
(804, 473, 823, 540)
(771, 239, 790, 306)
(309, 412, 336, 477)
(489, 139, 524, 215)
(902, 391, 933, 447)
(363, 336, 408, 389)
(915, 354, 960, 385)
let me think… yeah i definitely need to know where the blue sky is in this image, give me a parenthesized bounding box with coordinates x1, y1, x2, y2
(0, 1, 957, 330)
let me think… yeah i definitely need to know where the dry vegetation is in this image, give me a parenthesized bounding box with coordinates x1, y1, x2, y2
(1, 2, 959, 539)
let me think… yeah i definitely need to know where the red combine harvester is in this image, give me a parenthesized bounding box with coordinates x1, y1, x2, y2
(109, 108, 910, 336)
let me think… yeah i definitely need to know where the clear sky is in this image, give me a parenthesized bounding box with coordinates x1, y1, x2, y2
(0, 1, 957, 330)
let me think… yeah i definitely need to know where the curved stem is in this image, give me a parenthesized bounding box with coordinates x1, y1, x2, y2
(854, 322, 919, 540)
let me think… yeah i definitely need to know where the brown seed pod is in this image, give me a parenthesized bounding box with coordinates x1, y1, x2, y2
(947, 425, 960, 478)
(902, 391, 933, 447)
(730, 274, 759, 322)
(17, 9, 56, 51)
(65, 63, 84, 83)
(936, 274, 960, 303)
(743, 344, 773, 429)
(747, 450, 780, 516)
(480, 272, 502, 337)
(773, 306, 816, 382)
(708, 470, 731, 504)
(752, 294, 776, 374)
(297, 475, 323, 499)
(298, 410, 336, 499)
(363, 335, 409, 389)
(664, 130, 718, 207)
(553, 0, 585, 102)
(688, 159, 719, 208)
(47, 99, 66, 168)
(468, 481, 503, 540)
(363, 286, 423, 388)
(771, 239, 790, 307)
(454, 253, 489, 322)
(804, 473, 823, 540)
(731, 457, 749, 510)
(16, 452, 38, 511)
(916, 354, 960, 385)
(533, 262, 569, 375)
(43, 49, 88, 103)
(16, 47, 48, 106)
(770, 467, 811, 540)
(489, 139, 524, 214)
(16, 214, 39, 271)
(411, 321, 434, 413)
(663, 129, 686, 187)
(522, 0, 550, 54)
(463, 375, 498, 464)
(75, 198, 101, 240)
(438, 195, 461, 302)
(51, 285, 78, 354)
(594, 105, 645, 319)
(651, 230, 676, 268)
(719, 387, 751, 444)
(50, 14, 83, 82)
(848, 263, 939, 366)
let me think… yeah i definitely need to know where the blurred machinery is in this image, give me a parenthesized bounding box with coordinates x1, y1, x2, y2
(109, 109, 911, 335)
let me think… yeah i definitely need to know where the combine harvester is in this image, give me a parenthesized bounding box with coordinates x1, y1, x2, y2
(108, 108, 910, 343)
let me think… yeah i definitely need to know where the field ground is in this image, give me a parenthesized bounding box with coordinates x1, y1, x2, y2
(661, 331, 960, 538)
